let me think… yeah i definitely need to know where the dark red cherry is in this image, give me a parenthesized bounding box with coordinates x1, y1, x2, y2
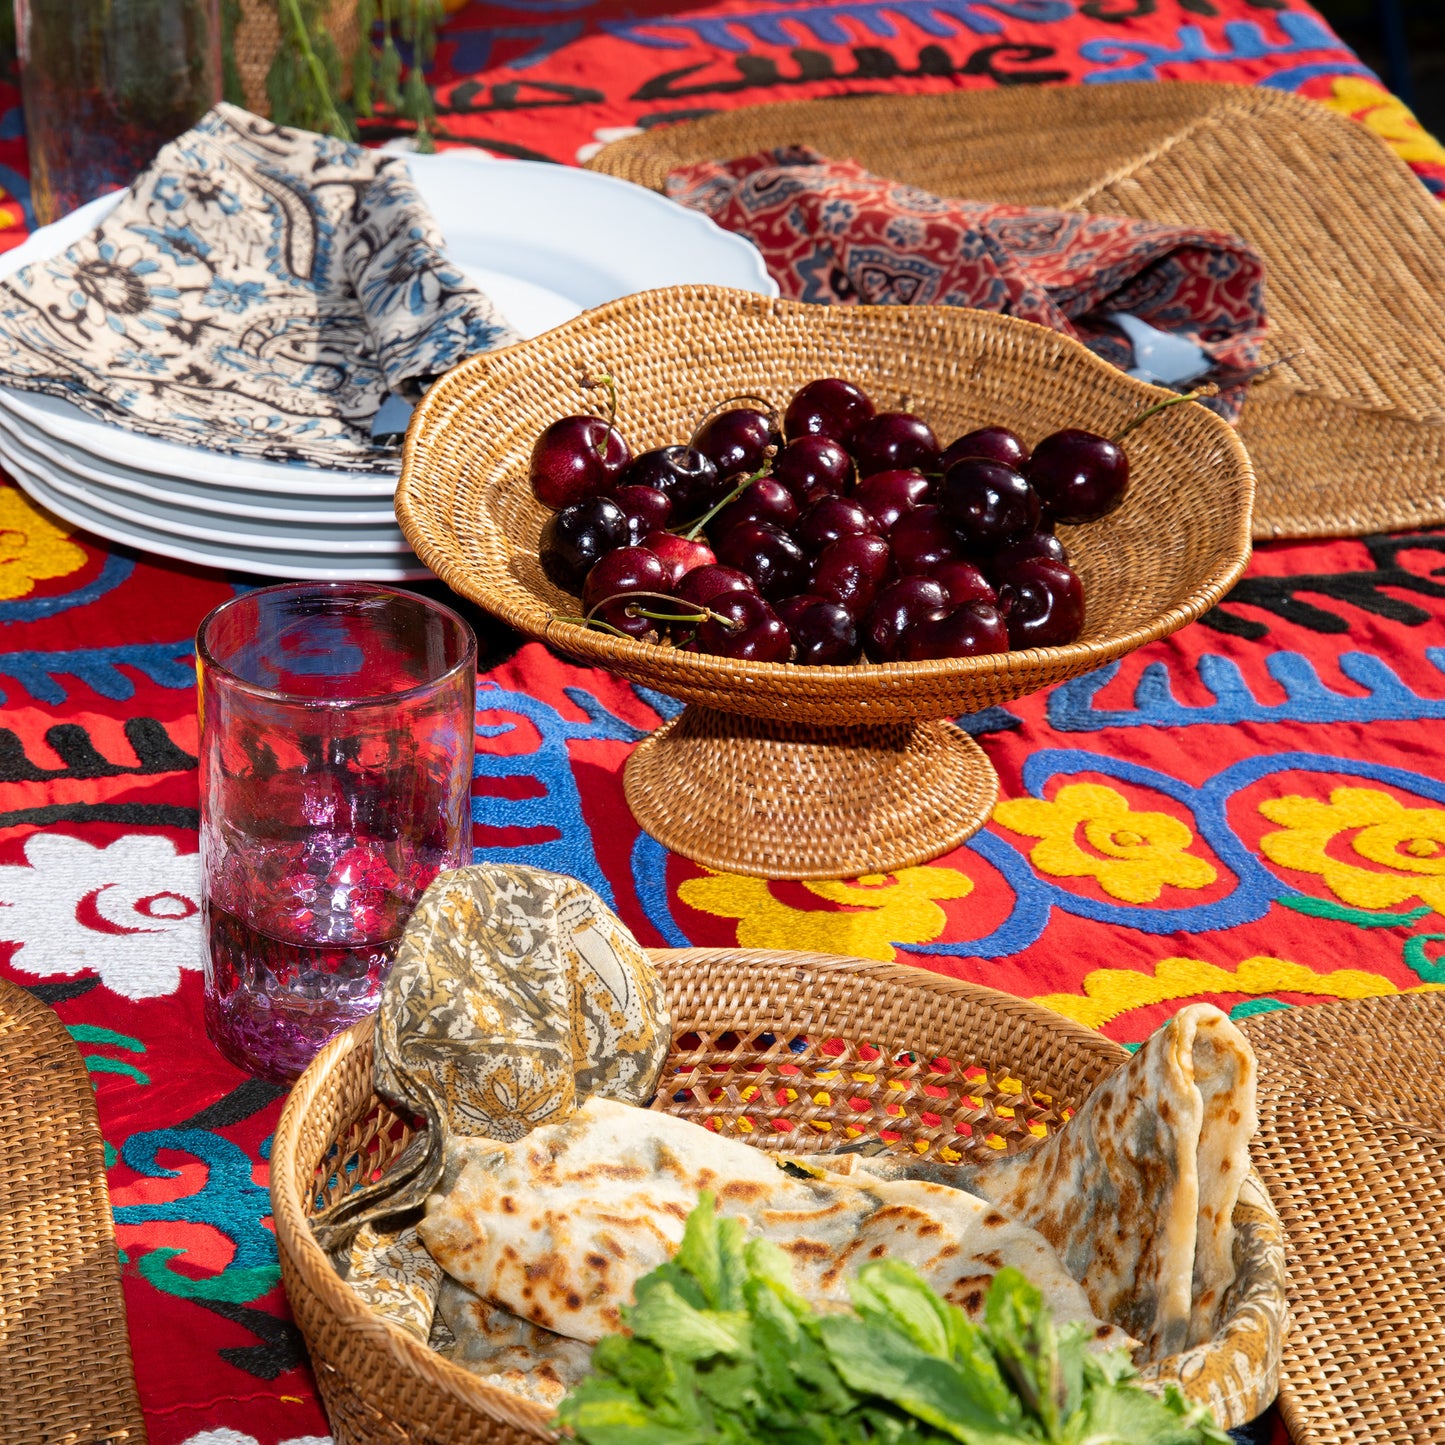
(711, 477, 799, 539)
(939, 458, 1041, 551)
(784, 378, 875, 444)
(694, 407, 777, 479)
(773, 435, 854, 505)
(613, 484, 673, 546)
(931, 559, 997, 609)
(796, 495, 876, 555)
(939, 426, 1030, 473)
(1027, 429, 1129, 524)
(696, 591, 791, 662)
(785, 598, 859, 666)
(850, 412, 940, 479)
(620, 445, 708, 498)
(901, 602, 1010, 661)
(988, 530, 1069, 578)
(589, 595, 661, 642)
(582, 545, 669, 613)
(643, 530, 715, 588)
(529, 415, 631, 510)
(863, 577, 949, 662)
(811, 534, 892, 620)
(539, 497, 627, 594)
(715, 522, 808, 601)
(676, 563, 755, 609)
(889, 504, 957, 577)
(996, 558, 1085, 648)
(854, 470, 931, 533)
(774, 593, 830, 633)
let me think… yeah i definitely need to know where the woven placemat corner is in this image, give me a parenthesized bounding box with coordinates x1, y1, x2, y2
(0, 976, 147, 1445)
(588, 82, 1445, 543)
(1241, 993, 1445, 1444)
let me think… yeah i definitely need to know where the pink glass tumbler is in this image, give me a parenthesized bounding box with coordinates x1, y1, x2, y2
(198, 583, 476, 1081)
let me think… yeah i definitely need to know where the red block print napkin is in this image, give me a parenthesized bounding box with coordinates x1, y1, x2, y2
(667, 147, 1267, 420)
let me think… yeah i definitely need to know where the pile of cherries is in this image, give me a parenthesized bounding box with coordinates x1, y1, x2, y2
(531, 375, 1146, 665)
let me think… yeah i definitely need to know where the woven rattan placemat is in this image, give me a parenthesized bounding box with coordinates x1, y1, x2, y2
(1240, 994, 1445, 1443)
(588, 83, 1445, 542)
(0, 977, 146, 1445)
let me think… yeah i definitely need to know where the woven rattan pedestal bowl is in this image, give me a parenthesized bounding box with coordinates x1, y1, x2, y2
(272, 949, 1287, 1444)
(397, 287, 1254, 879)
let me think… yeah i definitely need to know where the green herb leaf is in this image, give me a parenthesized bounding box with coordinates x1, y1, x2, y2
(817, 1314, 1025, 1445)
(557, 1202, 1231, 1445)
(627, 1279, 751, 1362)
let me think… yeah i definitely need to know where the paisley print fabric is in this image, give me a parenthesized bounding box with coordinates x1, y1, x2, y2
(0, 104, 518, 472)
(335, 1221, 444, 1343)
(667, 147, 1268, 420)
(313, 862, 670, 1256)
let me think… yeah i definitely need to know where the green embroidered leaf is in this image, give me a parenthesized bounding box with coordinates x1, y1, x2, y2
(1278, 894, 1432, 929)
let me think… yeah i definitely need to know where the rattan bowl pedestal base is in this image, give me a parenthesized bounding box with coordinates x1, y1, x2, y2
(624, 711, 996, 877)
(397, 287, 1254, 880)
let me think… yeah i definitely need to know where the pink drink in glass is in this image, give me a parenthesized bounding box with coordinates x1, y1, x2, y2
(197, 583, 475, 1081)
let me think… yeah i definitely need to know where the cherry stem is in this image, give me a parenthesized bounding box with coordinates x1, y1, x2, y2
(628, 607, 708, 624)
(581, 372, 619, 462)
(1113, 384, 1220, 443)
(582, 590, 738, 629)
(684, 393, 779, 452)
(555, 615, 635, 641)
(680, 464, 772, 541)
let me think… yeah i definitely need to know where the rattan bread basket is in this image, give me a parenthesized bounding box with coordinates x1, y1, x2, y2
(271, 949, 1286, 1444)
(396, 286, 1254, 879)
(586, 82, 1445, 542)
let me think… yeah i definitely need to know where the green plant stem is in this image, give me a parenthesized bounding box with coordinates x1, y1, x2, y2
(582, 590, 732, 627)
(1113, 384, 1219, 443)
(275, 0, 352, 138)
(582, 372, 619, 462)
(681, 465, 771, 542)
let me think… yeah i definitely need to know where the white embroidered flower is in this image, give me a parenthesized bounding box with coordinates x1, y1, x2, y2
(181, 1432, 332, 1445)
(180, 1432, 332, 1445)
(0, 833, 202, 999)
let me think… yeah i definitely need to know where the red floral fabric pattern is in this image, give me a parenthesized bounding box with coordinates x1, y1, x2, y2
(667, 147, 1268, 417)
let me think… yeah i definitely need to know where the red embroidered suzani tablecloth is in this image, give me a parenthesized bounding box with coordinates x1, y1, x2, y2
(0, 3, 1441, 1443)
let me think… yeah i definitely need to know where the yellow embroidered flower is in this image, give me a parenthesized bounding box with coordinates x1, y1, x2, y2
(993, 783, 1216, 904)
(1260, 786, 1445, 913)
(0, 489, 88, 601)
(676, 866, 972, 961)
(1320, 78, 1445, 167)
(1035, 953, 1443, 1031)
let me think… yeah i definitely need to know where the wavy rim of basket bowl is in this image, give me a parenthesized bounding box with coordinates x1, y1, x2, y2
(396, 287, 1254, 719)
(271, 950, 1284, 1439)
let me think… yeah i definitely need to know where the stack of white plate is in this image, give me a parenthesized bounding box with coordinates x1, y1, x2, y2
(0, 151, 776, 580)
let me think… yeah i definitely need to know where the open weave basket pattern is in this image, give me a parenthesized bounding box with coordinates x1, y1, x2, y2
(273, 950, 1284, 1444)
(586, 83, 1445, 541)
(396, 287, 1254, 728)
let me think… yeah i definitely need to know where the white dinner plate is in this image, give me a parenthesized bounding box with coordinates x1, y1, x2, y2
(0, 153, 775, 498)
(0, 418, 412, 552)
(0, 403, 399, 523)
(0, 435, 428, 580)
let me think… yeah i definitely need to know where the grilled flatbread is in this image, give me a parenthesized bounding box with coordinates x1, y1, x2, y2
(946, 1003, 1257, 1357)
(433, 1276, 592, 1407)
(418, 1095, 1133, 1350)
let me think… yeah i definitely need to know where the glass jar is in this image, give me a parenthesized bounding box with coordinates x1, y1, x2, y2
(17, 0, 222, 226)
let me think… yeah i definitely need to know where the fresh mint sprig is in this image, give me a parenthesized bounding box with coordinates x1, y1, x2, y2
(555, 1191, 1232, 1445)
